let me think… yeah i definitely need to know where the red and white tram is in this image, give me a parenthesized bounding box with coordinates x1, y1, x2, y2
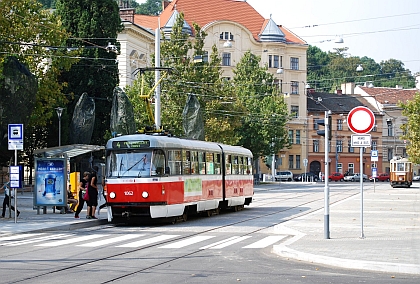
(104, 134, 254, 222)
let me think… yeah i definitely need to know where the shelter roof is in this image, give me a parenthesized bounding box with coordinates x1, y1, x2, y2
(33, 144, 104, 159)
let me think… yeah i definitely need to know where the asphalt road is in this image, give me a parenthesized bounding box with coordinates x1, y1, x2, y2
(0, 182, 418, 283)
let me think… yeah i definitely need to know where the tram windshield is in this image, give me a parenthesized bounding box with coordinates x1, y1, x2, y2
(108, 149, 165, 178)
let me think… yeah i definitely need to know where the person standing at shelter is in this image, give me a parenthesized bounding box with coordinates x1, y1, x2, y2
(74, 172, 90, 219)
(86, 167, 98, 219)
(1, 175, 20, 218)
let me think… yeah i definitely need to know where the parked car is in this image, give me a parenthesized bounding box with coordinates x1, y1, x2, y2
(275, 171, 293, 181)
(369, 173, 390, 182)
(328, 172, 344, 182)
(294, 172, 319, 182)
(413, 175, 420, 181)
(345, 173, 368, 182)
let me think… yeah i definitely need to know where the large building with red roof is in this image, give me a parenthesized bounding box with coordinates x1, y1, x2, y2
(116, 0, 309, 176)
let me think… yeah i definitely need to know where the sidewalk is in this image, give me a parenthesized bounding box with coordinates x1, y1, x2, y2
(0, 191, 107, 234)
(273, 185, 420, 275)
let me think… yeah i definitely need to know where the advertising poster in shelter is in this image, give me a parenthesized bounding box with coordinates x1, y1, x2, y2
(34, 158, 66, 206)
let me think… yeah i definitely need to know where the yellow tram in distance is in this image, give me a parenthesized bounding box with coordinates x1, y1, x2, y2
(389, 156, 413, 188)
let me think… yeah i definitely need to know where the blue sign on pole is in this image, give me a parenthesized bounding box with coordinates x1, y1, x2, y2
(8, 124, 24, 150)
(9, 166, 22, 188)
(372, 167, 378, 178)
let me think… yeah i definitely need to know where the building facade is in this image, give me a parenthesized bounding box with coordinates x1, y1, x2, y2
(116, 0, 308, 176)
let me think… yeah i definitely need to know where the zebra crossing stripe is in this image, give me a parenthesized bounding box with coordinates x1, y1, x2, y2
(35, 234, 108, 247)
(77, 234, 145, 247)
(201, 236, 252, 249)
(242, 235, 286, 248)
(159, 236, 215, 248)
(0, 233, 44, 244)
(116, 235, 179, 248)
(3, 234, 72, 247)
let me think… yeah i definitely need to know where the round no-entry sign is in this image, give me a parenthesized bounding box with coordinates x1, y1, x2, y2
(347, 106, 375, 134)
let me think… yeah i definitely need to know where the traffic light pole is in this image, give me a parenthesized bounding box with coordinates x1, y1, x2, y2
(324, 111, 330, 239)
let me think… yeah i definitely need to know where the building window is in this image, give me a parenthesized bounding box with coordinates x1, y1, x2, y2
(372, 124, 377, 132)
(290, 57, 299, 70)
(291, 81, 299, 94)
(296, 130, 301, 144)
(296, 155, 301, 169)
(202, 51, 209, 63)
(291, 105, 299, 118)
(269, 55, 279, 68)
(372, 140, 377, 150)
(337, 140, 343, 153)
(348, 163, 354, 175)
(313, 118, 319, 130)
(222, 53, 231, 66)
(288, 129, 293, 144)
(387, 120, 393, 136)
(337, 119, 343, 131)
(337, 163, 343, 173)
(220, 32, 233, 40)
(314, 140, 319, 152)
(388, 148, 393, 161)
(328, 141, 331, 152)
(288, 155, 294, 169)
(348, 141, 354, 153)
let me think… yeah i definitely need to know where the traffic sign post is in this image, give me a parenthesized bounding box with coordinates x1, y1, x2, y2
(347, 106, 375, 239)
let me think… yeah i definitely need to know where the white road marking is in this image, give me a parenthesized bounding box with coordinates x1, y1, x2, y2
(160, 236, 215, 248)
(35, 234, 108, 247)
(202, 236, 252, 249)
(243, 235, 286, 248)
(116, 235, 179, 248)
(77, 234, 145, 247)
(0, 233, 44, 244)
(3, 234, 72, 247)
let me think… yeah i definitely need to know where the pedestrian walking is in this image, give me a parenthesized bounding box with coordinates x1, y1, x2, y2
(86, 167, 98, 219)
(1, 175, 20, 218)
(74, 171, 90, 219)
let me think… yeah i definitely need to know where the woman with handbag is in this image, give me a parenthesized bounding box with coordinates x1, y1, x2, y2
(86, 167, 98, 219)
(74, 171, 90, 219)
(1, 175, 20, 218)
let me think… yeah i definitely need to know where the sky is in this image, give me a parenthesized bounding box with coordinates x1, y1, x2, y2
(134, 0, 420, 74)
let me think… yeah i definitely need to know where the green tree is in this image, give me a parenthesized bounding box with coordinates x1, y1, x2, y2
(233, 51, 290, 159)
(136, 0, 162, 15)
(400, 93, 420, 164)
(0, 0, 78, 165)
(378, 59, 414, 88)
(56, 0, 123, 146)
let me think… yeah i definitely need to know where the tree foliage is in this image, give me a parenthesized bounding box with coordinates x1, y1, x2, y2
(135, 0, 162, 15)
(233, 51, 290, 158)
(400, 94, 420, 164)
(55, 0, 123, 146)
(0, 0, 79, 166)
(307, 46, 415, 92)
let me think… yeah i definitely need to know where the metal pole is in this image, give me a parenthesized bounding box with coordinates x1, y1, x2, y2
(14, 149, 17, 223)
(324, 111, 330, 239)
(154, 26, 161, 130)
(360, 148, 365, 238)
(58, 116, 61, 146)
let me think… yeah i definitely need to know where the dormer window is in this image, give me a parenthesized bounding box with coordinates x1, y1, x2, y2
(220, 32, 234, 41)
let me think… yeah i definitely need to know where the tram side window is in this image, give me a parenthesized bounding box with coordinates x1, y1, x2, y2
(206, 152, 214, 174)
(152, 149, 165, 176)
(232, 155, 239, 174)
(225, 154, 232, 175)
(214, 153, 221, 174)
(168, 150, 182, 175)
(246, 157, 253, 174)
(191, 151, 199, 174)
(198, 151, 206, 174)
(183, 150, 191, 175)
(239, 156, 244, 174)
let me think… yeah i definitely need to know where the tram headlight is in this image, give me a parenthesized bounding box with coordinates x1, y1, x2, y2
(109, 192, 116, 199)
(142, 191, 149, 198)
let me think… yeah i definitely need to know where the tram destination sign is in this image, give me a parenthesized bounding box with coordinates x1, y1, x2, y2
(351, 134, 371, 147)
(112, 140, 150, 149)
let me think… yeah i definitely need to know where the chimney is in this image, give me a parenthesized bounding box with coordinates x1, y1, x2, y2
(416, 75, 420, 90)
(336, 89, 342, 95)
(119, 8, 135, 23)
(395, 85, 403, 89)
(162, 1, 171, 10)
(308, 88, 315, 94)
(341, 82, 355, 95)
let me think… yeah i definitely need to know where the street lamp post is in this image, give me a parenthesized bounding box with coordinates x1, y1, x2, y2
(55, 107, 64, 146)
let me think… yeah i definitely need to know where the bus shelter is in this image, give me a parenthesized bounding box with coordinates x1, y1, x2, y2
(33, 144, 104, 213)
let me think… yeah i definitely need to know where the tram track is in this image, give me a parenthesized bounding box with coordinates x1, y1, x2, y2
(11, 184, 368, 283)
